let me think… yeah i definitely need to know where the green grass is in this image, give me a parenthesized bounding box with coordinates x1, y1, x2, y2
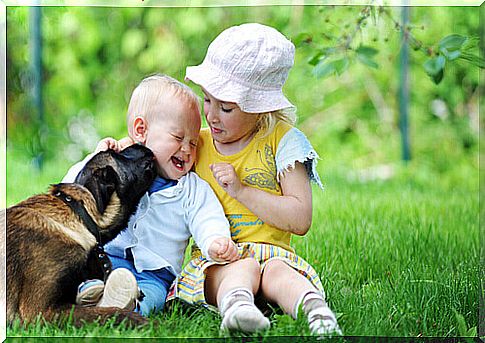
(306, 174, 478, 337)
(5, 150, 479, 339)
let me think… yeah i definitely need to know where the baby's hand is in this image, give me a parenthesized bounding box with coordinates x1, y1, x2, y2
(210, 163, 244, 199)
(95, 137, 134, 153)
(208, 237, 239, 263)
(117, 136, 135, 151)
(95, 137, 121, 153)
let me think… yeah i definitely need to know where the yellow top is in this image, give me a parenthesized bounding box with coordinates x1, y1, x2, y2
(195, 121, 294, 252)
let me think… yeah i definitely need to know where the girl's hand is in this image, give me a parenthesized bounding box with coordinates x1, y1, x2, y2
(208, 237, 239, 263)
(210, 163, 244, 199)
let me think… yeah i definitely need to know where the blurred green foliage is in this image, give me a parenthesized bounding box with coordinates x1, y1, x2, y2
(297, 7, 483, 85)
(6, 6, 480, 204)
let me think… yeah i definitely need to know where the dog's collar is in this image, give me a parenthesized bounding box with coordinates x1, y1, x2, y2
(53, 189, 101, 242)
(53, 188, 112, 281)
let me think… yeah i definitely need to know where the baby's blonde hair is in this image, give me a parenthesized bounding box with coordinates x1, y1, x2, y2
(127, 74, 200, 136)
(254, 107, 297, 138)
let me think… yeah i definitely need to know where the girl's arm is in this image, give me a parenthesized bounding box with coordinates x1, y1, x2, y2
(210, 162, 312, 235)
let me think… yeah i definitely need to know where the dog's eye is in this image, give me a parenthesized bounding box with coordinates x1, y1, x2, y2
(142, 160, 153, 170)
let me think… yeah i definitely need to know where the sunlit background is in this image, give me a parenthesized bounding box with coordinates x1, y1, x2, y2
(5, 5, 482, 338)
(6, 6, 480, 204)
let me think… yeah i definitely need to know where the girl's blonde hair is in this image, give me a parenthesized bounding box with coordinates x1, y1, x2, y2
(126, 74, 200, 136)
(254, 107, 297, 138)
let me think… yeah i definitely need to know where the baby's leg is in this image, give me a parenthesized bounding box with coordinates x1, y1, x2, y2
(135, 268, 175, 316)
(261, 259, 341, 335)
(97, 255, 140, 311)
(98, 254, 175, 316)
(205, 258, 269, 332)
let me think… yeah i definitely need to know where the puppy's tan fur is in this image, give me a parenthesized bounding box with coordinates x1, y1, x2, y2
(6, 145, 156, 327)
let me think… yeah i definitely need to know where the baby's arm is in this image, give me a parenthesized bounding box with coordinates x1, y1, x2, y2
(210, 162, 312, 236)
(188, 174, 240, 263)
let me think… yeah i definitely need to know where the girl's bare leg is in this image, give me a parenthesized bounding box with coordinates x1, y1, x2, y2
(260, 259, 318, 314)
(205, 258, 260, 306)
(260, 259, 341, 335)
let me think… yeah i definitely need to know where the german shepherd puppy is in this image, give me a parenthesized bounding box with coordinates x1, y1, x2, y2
(6, 144, 156, 326)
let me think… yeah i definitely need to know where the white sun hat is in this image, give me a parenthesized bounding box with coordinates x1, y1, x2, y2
(185, 23, 295, 114)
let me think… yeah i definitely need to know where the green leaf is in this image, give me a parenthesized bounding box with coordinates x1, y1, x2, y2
(356, 45, 379, 58)
(432, 69, 444, 84)
(334, 57, 350, 75)
(439, 34, 468, 52)
(423, 55, 446, 76)
(356, 46, 379, 68)
(308, 51, 325, 66)
(356, 53, 378, 68)
(313, 60, 335, 79)
(293, 32, 312, 47)
(442, 49, 461, 61)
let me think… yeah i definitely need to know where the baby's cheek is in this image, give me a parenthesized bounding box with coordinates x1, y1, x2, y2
(189, 149, 197, 167)
(187, 160, 196, 171)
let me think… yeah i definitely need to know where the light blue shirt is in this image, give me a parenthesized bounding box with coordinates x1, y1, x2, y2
(63, 156, 230, 276)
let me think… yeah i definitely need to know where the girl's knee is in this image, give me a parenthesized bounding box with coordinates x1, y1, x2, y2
(262, 259, 290, 277)
(208, 257, 261, 277)
(239, 257, 262, 275)
(262, 259, 305, 286)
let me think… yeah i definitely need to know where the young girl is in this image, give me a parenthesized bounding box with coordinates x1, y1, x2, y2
(168, 23, 342, 336)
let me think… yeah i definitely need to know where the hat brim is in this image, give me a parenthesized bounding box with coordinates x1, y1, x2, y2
(186, 63, 294, 114)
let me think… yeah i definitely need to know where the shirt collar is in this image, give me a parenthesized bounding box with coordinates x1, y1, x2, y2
(148, 176, 177, 195)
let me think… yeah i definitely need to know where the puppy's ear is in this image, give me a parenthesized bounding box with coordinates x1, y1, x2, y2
(83, 166, 118, 214)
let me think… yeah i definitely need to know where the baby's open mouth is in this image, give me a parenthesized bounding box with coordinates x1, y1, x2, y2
(171, 156, 185, 170)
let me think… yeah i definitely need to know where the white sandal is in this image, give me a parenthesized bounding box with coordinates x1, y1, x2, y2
(308, 305, 343, 336)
